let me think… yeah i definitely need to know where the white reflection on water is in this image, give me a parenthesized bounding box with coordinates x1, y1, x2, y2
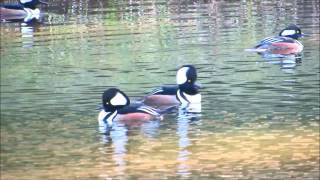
(21, 23, 34, 48)
(140, 120, 160, 138)
(110, 126, 127, 178)
(99, 125, 128, 179)
(176, 105, 202, 177)
(98, 119, 161, 178)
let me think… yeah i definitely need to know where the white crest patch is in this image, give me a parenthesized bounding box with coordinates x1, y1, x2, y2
(110, 92, 127, 106)
(20, 0, 33, 3)
(281, 30, 295, 36)
(176, 67, 189, 85)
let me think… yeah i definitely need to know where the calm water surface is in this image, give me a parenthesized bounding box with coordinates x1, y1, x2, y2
(1, 0, 319, 179)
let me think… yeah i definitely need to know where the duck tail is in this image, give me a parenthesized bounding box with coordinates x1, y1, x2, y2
(157, 105, 178, 114)
(244, 48, 267, 52)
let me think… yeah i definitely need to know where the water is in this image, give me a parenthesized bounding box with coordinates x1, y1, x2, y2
(1, 0, 319, 179)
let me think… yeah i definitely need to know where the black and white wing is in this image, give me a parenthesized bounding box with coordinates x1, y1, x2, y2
(149, 85, 178, 95)
(137, 105, 160, 116)
(118, 103, 159, 116)
(255, 36, 295, 48)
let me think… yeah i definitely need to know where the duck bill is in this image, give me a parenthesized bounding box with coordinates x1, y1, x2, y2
(300, 33, 310, 37)
(195, 82, 202, 89)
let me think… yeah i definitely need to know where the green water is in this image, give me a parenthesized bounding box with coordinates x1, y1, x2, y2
(1, 0, 319, 179)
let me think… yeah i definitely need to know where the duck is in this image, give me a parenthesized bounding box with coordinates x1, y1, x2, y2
(0, 0, 47, 22)
(247, 24, 305, 55)
(98, 88, 164, 133)
(143, 65, 201, 107)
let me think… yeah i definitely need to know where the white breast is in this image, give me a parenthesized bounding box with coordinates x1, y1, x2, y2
(177, 90, 201, 105)
(183, 92, 201, 104)
(294, 39, 304, 52)
(98, 110, 117, 127)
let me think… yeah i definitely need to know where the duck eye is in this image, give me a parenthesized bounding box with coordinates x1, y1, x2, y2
(105, 102, 109, 105)
(188, 80, 191, 83)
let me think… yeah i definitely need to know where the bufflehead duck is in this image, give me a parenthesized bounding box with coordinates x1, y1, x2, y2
(98, 88, 163, 133)
(247, 24, 305, 55)
(0, 0, 47, 22)
(143, 65, 201, 106)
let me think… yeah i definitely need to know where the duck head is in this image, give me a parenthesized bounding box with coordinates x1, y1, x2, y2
(102, 88, 130, 112)
(99, 88, 130, 133)
(176, 65, 199, 95)
(279, 24, 304, 40)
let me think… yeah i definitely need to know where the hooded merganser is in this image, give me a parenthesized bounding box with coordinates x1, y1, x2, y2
(143, 65, 201, 106)
(0, 0, 47, 22)
(98, 88, 163, 133)
(247, 24, 305, 55)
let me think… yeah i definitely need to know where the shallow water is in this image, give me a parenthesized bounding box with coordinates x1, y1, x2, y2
(1, 0, 319, 179)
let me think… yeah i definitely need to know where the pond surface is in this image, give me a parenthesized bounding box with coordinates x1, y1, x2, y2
(1, 0, 319, 179)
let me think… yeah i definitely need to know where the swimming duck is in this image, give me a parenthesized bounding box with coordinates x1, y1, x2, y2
(143, 65, 201, 106)
(248, 24, 305, 55)
(98, 88, 163, 133)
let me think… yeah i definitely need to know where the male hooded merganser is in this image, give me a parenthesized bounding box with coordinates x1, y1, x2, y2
(0, 0, 47, 22)
(98, 88, 163, 133)
(247, 24, 305, 55)
(143, 65, 201, 106)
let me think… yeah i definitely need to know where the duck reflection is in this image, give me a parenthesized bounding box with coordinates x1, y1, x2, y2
(176, 104, 201, 177)
(99, 125, 128, 178)
(99, 119, 161, 178)
(20, 20, 39, 48)
(140, 120, 160, 138)
(260, 53, 302, 73)
(99, 117, 161, 144)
